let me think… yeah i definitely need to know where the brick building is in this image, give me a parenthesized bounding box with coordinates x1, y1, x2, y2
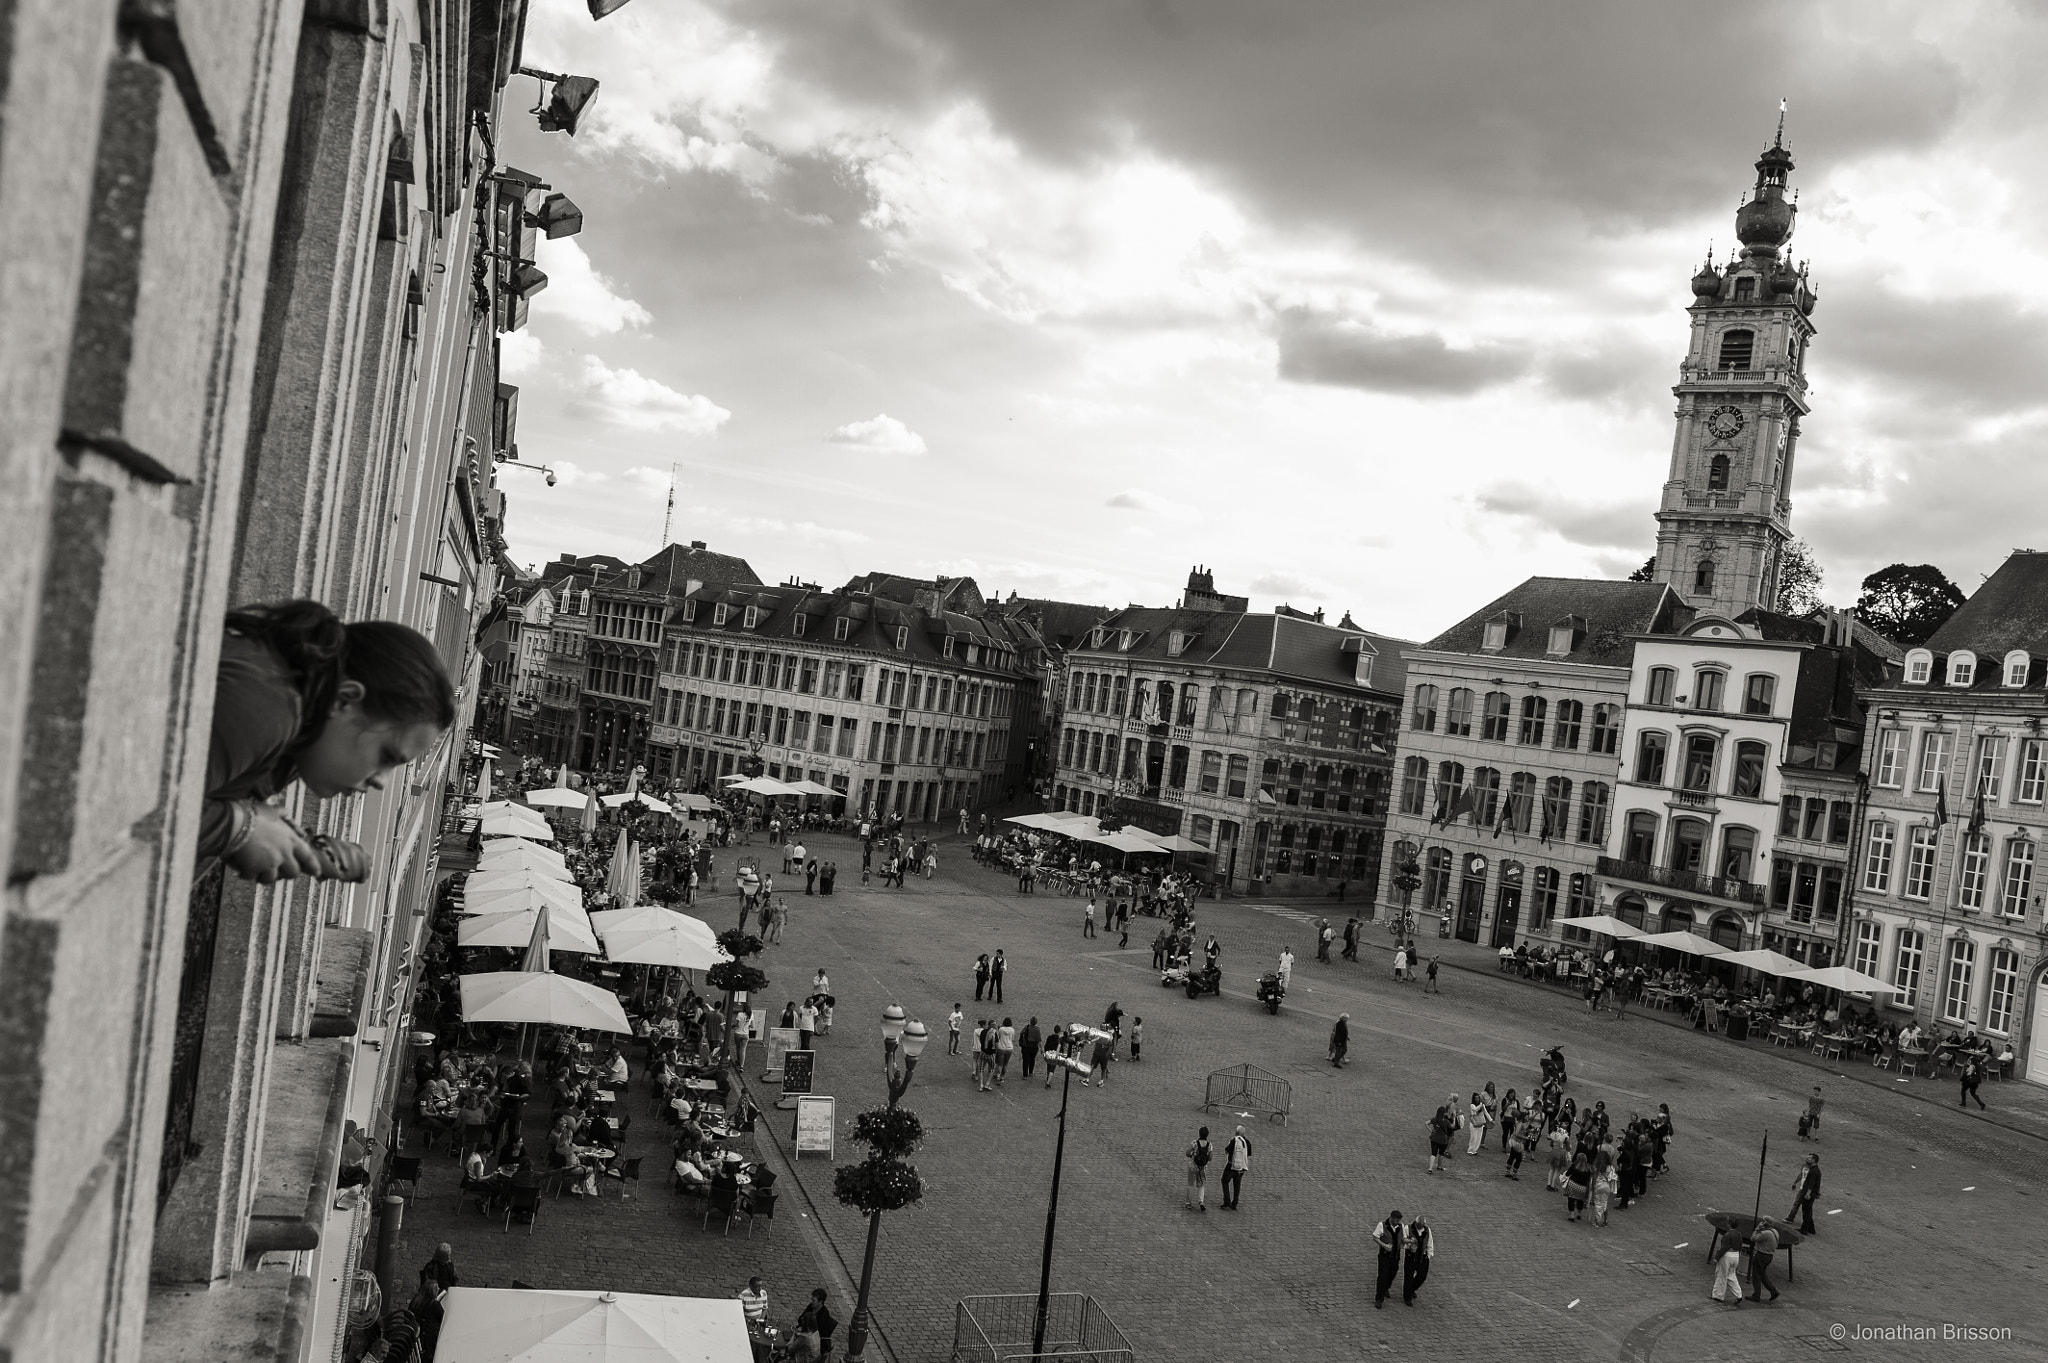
(1851, 552, 2048, 1084)
(1053, 572, 1407, 898)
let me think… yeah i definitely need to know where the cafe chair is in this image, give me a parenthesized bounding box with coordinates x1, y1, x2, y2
(703, 1183, 742, 1235)
(615, 1156, 643, 1199)
(743, 1188, 777, 1238)
(503, 1184, 543, 1235)
(384, 1155, 423, 1207)
(541, 1165, 578, 1199)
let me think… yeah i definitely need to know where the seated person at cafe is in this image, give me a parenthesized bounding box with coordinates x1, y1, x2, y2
(673, 1150, 712, 1190)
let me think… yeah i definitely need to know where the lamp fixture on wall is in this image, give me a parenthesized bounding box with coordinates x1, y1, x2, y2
(518, 67, 601, 135)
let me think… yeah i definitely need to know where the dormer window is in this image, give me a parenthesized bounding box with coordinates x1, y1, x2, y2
(792, 613, 806, 638)
(895, 626, 910, 650)
(682, 600, 698, 622)
(1167, 631, 1186, 657)
(1547, 625, 1574, 657)
(1355, 654, 1374, 687)
(834, 616, 851, 641)
(1904, 649, 1932, 685)
(1948, 651, 1977, 687)
(712, 602, 729, 626)
(2004, 651, 2029, 688)
(943, 636, 956, 659)
(742, 605, 760, 629)
(1119, 629, 1136, 651)
(1090, 627, 1106, 649)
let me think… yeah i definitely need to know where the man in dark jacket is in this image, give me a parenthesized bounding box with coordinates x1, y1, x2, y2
(1788, 1154, 1821, 1234)
(1018, 1018, 1042, 1077)
(799, 1288, 840, 1359)
(990, 950, 1006, 1003)
(1372, 1211, 1404, 1307)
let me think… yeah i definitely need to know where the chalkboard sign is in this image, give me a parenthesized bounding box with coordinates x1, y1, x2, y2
(763, 1027, 801, 1078)
(794, 1095, 835, 1159)
(781, 1049, 815, 1097)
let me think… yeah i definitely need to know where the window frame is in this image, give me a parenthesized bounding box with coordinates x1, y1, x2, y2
(1999, 836, 2034, 918)
(1904, 649, 1932, 685)
(2003, 651, 2030, 688)
(1743, 673, 1776, 716)
(1635, 730, 1669, 785)
(1903, 826, 1939, 901)
(1412, 684, 1438, 732)
(1940, 938, 1976, 1024)
(1862, 820, 1895, 892)
(1874, 728, 1905, 788)
(1692, 667, 1727, 713)
(1947, 650, 1976, 687)
(1552, 698, 1582, 750)
(1891, 928, 1925, 1008)
(1645, 667, 1676, 707)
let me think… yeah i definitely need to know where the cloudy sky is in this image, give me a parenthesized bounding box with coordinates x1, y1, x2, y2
(495, 0, 2048, 641)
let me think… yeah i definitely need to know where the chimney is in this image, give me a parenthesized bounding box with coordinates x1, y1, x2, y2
(559, 553, 576, 564)
(690, 540, 706, 550)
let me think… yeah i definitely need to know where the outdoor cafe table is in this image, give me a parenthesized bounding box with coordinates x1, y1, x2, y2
(1816, 1032, 1854, 1061)
(1897, 1043, 1935, 1076)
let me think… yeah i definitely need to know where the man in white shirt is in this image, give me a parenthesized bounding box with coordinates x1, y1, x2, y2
(738, 1278, 769, 1326)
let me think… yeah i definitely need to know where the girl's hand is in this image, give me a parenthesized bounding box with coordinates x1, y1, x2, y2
(227, 804, 327, 884)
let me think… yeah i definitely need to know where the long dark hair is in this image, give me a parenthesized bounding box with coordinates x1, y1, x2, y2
(227, 599, 455, 745)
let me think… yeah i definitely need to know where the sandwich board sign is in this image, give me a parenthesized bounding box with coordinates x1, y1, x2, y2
(763, 1027, 801, 1081)
(794, 1095, 835, 1159)
(776, 1049, 815, 1109)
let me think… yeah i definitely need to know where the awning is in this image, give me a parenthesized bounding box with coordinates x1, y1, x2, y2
(433, 1287, 752, 1363)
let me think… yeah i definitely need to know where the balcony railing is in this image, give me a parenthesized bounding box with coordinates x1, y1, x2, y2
(1597, 856, 1764, 906)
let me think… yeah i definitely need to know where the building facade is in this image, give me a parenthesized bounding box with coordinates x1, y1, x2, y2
(1851, 552, 2048, 1084)
(1053, 576, 1407, 899)
(1380, 580, 1681, 946)
(652, 580, 1030, 817)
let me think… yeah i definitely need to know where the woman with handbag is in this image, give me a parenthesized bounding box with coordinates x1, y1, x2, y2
(1563, 1147, 1593, 1222)
(1590, 1142, 1614, 1226)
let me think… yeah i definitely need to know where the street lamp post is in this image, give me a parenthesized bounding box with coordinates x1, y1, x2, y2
(1033, 1031, 1103, 1356)
(843, 1009, 928, 1363)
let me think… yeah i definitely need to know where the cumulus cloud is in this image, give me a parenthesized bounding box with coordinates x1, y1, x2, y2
(532, 239, 654, 335)
(499, 330, 547, 379)
(622, 465, 675, 494)
(1275, 308, 1531, 396)
(573, 357, 731, 435)
(548, 460, 606, 488)
(1249, 571, 1324, 601)
(1475, 484, 1648, 554)
(1105, 488, 1199, 520)
(827, 413, 927, 455)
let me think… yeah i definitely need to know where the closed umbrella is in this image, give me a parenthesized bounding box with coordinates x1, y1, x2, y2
(473, 760, 492, 802)
(580, 785, 599, 833)
(605, 830, 633, 899)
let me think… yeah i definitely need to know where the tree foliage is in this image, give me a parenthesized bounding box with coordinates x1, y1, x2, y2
(1855, 563, 1966, 647)
(1626, 556, 1657, 583)
(706, 961, 768, 995)
(1775, 538, 1825, 616)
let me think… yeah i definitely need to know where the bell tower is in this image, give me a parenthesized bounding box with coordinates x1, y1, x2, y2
(1653, 116, 1817, 618)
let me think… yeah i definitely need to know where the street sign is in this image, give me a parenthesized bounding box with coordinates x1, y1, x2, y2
(794, 1095, 835, 1159)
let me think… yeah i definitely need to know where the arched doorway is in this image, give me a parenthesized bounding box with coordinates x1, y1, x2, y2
(2028, 965, 2048, 1086)
(1614, 894, 1648, 930)
(1661, 905, 1695, 933)
(1709, 912, 1744, 951)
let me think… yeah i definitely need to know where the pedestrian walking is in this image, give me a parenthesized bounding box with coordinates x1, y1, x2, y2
(1316, 919, 1333, 962)
(1788, 1154, 1821, 1234)
(1220, 1125, 1251, 1209)
(973, 953, 991, 1002)
(1083, 900, 1098, 937)
(990, 950, 1006, 1003)
(1129, 1017, 1143, 1061)
(1710, 1247, 1744, 1304)
(1424, 955, 1441, 993)
(1651, 1102, 1674, 1175)
(1019, 1017, 1042, 1077)
(1960, 1055, 1987, 1109)
(1151, 929, 1169, 970)
(1372, 1212, 1403, 1307)
(977, 1021, 997, 1092)
(1427, 1106, 1454, 1173)
(796, 1000, 817, 1053)
(1185, 1127, 1213, 1210)
(1341, 916, 1359, 961)
(1564, 1148, 1593, 1221)
(1465, 1093, 1488, 1155)
(1747, 1220, 1782, 1302)
(805, 859, 818, 895)
(1088, 1028, 1114, 1087)
(948, 1005, 962, 1055)
(1590, 1143, 1613, 1227)
(1117, 907, 1130, 949)
(1503, 1116, 1526, 1180)
(1277, 947, 1294, 990)
(995, 1018, 1016, 1082)
(1546, 1127, 1569, 1190)
(1393, 943, 1407, 981)
(1797, 1085, 1825, 1140)
(1401, 1217, 1433, 1306)
(1328, 1013, 1350, 1068)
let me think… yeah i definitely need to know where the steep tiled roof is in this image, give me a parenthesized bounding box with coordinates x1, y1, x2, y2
(538, 554, 630, 588)
(1925, 551, 2048, 659)
(1422, 577, 1683, 663)
(1071, 607, 1410, 697)
(639, 542, 762, 592)
(669, 584, 1025, 676)
(997, 597, 1117, 651)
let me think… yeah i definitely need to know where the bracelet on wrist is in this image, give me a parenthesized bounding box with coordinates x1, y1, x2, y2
(221, 800, 256, 857)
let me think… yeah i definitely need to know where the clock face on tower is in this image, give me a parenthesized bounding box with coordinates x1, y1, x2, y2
(1706, 405, 1746, 441)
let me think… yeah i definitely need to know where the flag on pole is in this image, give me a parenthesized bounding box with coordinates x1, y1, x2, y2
(1967, 788, 1987, 836)
(1934, 777, 1949, 827)
(1539, 795, 1555, 846)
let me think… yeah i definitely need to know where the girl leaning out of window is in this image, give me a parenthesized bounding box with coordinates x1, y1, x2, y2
(201, 599, 456, 884)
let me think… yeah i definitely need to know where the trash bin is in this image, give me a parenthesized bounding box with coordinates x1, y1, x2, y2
(1725, 1014, 1750, 1042)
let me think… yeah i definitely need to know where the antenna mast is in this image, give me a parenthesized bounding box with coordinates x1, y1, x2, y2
(660, 462, 678, 547)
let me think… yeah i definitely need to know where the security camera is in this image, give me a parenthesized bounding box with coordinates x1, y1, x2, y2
(545, 470, 557, 487)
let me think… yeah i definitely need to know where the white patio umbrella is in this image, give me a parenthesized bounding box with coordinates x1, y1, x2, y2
(1144, 833, 1210, 853)
(524, 786, 591, 809)
(625, 838, 643, 906)
(1629, 930, 1733, 955)
(480, 811, 554, 841)
(672, 792, 714, 812)
(471, 852, 573, 884)
(466, 867, 581, 902)
(590, 905, 719, 942)
(1088, 831, 1163, 854)
(782, 778, 839, 798)
(1719, 947, 1812, 977)
(432, 1287, 752, 1363)
(603, 791, 674, 814)
(728, 775, 802, 796)
(1789, 963, 1894, 994)
(459, 971, 632, 1032)
(1553, 913, 1645, 938)
(458, 905, 601, 955)
(603, 924, 730, 970)
(479, 801, 551, 832)
(1047, 815, 1103, 838)
(475, 839, 569, 876)
(461, 878, 586, 917)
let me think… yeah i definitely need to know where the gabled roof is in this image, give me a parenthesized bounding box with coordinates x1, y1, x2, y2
(1925, 551, 2048, 659)
(997, 596, 1117, 651)
(1069, 606, 1411, 697)
(668, 584, 1025, 676)
(538, 554, 630, 588)
(1422, 577, 1683, 663)
(639, 542, 762, 593)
